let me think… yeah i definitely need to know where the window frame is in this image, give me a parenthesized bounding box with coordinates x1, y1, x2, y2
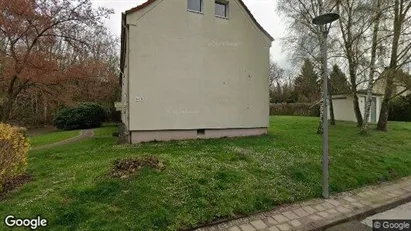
(187, 0, 203, 14)
(215, 0, 229, 18)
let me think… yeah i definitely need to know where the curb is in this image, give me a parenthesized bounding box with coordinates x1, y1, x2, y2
(310, 193, 411, 231)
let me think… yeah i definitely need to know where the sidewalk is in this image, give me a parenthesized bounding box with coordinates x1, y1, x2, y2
(195, 177, 411, 231)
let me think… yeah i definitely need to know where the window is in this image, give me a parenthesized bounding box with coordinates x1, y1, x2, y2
(215, 1, 228, 18)
(188, 0, 202, 12)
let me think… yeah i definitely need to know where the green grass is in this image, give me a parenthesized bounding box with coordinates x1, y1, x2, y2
(2, 116, 411, 230)
(93, 123, 118, 137)
(29, 130, 80, 147)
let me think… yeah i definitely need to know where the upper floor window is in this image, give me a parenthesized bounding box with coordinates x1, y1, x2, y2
(215, 1, 229, 18)
(188, 0, 203, 13)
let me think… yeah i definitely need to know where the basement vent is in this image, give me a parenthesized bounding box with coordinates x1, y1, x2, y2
(197, 129, 205, 135)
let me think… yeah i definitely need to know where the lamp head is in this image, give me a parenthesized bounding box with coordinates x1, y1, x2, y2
(312, 13, 340, 25)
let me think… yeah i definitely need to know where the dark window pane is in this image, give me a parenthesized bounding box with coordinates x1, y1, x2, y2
(188, 0, 202, 12)
(215, 2, 227, 17)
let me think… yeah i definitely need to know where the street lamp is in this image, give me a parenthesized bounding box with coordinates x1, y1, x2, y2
(312, 12, 340, 199)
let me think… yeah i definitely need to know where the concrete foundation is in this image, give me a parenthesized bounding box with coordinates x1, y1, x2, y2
(130, 127, 268, 143)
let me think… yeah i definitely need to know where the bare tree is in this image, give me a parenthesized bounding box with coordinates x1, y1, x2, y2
(277, 0, 337, 133)
(269, 62, 290, 103)
(0, 0, 113, 122)
(377, 0, 411, 131)
(361, 0, 383, 134)
(335, 0, 375, 127)
(269, 62, 285, 89)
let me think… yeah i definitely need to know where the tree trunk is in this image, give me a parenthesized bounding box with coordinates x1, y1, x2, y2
(377, 71, 395, 131)
(362, 90, 373, 133)
(347, 54, 363, 127)
(352, 93, 363, 127)
(377, 98, 390, 131)
(35, 91, 38, 114)
(0, 94, 14, 122)
(44, 95, 48, 125)
(361, 0, 381, 134)
(337, 2, 363, 128)
(377, 0, 402, 131)
(1, 76, 17, 122)
(1, 75, 29, 122)
(31, 94, 34, 114)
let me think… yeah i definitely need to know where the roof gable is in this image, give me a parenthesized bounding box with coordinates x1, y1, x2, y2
(124, 0, 274, 41)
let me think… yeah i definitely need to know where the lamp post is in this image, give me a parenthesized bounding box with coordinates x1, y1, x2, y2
(312, 13, 340, 199)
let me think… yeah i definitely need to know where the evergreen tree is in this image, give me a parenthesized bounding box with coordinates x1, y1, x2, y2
(294, 59, 320, 102)
(329, 64, 350, 94)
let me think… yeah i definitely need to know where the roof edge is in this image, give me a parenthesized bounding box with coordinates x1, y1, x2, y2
(236, 0, 274, 42)
(125, 0, 157, 14)
(123, 0, 274, 42)
(120, 13, 127, 77)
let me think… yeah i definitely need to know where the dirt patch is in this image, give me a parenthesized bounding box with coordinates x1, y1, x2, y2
(0, 173, 33, 201)
(111, 156, 166, 179)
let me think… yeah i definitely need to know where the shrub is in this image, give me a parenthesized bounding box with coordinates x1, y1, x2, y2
(270, 103, 320, 117)
(53, 102, 107, 130)
(0, 124, 29, 192)
(389, 95, 411, 121)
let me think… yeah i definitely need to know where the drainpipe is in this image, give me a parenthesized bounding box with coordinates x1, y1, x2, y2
(121, 16, 132, 143)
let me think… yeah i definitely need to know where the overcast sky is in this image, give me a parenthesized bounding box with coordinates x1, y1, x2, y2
(91, 0, 290, 69)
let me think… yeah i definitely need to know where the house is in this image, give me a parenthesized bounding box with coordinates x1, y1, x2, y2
(373, 75, 411, 97)
(329, 91, 383, 123)
(329, 69, 411, 123)
(117, 0, 274, 143)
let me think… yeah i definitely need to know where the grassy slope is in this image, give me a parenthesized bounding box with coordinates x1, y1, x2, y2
(1, 116, 411, 230)
(29, 130, 80, 147)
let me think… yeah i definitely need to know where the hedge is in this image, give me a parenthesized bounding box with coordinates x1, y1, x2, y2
(389, 95, 411, 122)
(270, 103, 320, 117)
(53, 102, 107, 130)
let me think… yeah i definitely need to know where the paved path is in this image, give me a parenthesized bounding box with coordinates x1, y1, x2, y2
(31, 129, 94, 151)
(195, 177, 411, 231)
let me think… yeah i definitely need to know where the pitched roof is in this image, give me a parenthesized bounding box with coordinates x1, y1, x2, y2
(124, 0, 274, 41)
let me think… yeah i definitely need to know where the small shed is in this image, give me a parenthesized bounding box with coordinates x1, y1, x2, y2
(329, 91, 383, 123)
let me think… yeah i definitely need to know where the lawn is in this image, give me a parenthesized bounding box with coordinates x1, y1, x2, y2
(1, 116, 411, 230)
(28, 130, 80, 147)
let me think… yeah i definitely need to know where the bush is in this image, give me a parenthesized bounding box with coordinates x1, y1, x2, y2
(53, 103, 107, 130)
(270, 103, 320, 117)
(389, 95, 411, 121)
(0, 124, 29, 192)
